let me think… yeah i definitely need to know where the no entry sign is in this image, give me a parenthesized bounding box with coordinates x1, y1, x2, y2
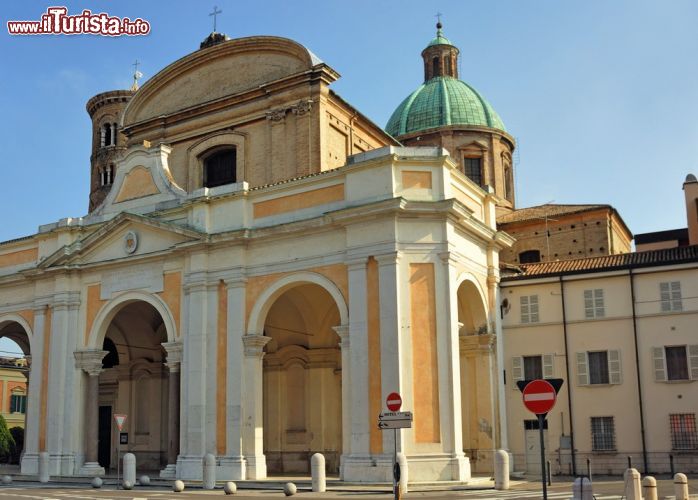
(522, 379, 557, 415)
(386, 392, 402, 412)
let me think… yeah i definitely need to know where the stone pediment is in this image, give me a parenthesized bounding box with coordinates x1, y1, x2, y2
(39, 213, 205, 269)
(92, 144, 187, 217)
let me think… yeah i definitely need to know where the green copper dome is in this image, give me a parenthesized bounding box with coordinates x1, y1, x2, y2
(385, 76, 506, 137)
(426, 27, 453, 47)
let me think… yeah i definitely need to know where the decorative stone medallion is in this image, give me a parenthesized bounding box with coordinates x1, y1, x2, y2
(124, 230, 139, 254)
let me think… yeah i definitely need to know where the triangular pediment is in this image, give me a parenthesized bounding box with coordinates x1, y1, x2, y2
(39, 213, 205, 269)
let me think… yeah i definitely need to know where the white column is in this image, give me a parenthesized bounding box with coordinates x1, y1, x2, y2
(346, 259, 369, 456)
(21, 306, 45, 474)
(241, 334, 271, 479)
(74, 349, 108, 476)
(492, 275, 508, 451)
(437, 252, 469, 480)
(221, 277, 247, 480)
(375, 252, 404, 454)
(160, 342, 182, 478)
(332, 324, 351, 477)
(178, 279, 215, 479)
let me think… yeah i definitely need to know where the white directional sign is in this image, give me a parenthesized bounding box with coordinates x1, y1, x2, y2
(378, 410, 413, 430)
(379, 411, 413, 421)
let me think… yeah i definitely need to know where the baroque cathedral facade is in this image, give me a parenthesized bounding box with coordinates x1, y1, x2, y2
(1, 23, 661, 482)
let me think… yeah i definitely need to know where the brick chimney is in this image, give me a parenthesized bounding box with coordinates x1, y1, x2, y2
(684, 174, 698, 245)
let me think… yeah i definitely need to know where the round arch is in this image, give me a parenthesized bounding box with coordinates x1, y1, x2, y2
(455, 272, 489, 335)
(0, 313, 34, 354)
(247, 272, 348, 336)
(87, 291, 177, 349)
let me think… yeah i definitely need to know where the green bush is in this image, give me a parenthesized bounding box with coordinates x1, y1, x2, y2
(0, 416, 15, 462)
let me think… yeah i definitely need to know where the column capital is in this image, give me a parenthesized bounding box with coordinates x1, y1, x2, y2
(374, 251, 400, 266)
(332, 325, 350, 349)
(162, 341, 183, 371)
(74, 350, 108, 376)
(242, 335, 272, 357)
(439, 251, 459, 266)
(224, 277, 248, 289)
(345, 257, 367, 271)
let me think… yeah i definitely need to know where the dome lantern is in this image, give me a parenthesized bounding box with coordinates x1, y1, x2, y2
(421, 22, 459, 81)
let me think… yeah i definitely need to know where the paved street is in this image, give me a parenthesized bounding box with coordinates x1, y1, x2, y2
(0, 477, 696, 499)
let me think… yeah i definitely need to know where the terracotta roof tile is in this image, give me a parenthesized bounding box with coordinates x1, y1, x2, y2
(502, 245, 698, 280)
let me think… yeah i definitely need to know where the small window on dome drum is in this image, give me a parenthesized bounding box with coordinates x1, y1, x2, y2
(432, 57, 440, 77)
(519, 250, 541, 264)
(204, 149, 237, 188)
(463, 157, 482, 186)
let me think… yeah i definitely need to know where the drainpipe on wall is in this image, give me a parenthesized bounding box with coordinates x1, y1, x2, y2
(559, 276, 577, 475)
(629, 267, 649, 473)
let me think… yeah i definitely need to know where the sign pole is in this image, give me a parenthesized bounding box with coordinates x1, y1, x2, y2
(116, 430, 120, 490)
(538, 413, 547, 500)
(393, 427, 398, 500)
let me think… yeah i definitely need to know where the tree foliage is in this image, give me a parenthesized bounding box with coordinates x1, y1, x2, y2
(0, 416, 15, 460)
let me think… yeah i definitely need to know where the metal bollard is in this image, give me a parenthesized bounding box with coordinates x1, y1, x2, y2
(123, 453, 136, 488)
(669, 454, 675, 477)
(572, 477, 593, 500)
(674, 472, 689, 500)
(586, 457, 592, 484)
(494, 449, 509, 490)
(311, 453, 326, 493)
(627, 456, 632, 470)
(397, 452, 408, 495)
(624, 468, 641, 500)
(38, 451, 49, 483)
(546, 460, 552, 486)
(202, 453, 216, 490)
(642, 476, 657, 500)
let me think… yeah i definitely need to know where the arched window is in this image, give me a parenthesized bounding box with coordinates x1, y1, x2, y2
(504, 165, 513, 201)
(103, 124, 112, 148)
(519, 250, 541, 264)
(112, 123, 118, 146)
(203, 148, 237, 188)
(432, 57, 440, 77)
(445, 56, 452, 75)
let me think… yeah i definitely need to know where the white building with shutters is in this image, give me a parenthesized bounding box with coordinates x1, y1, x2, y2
(499, 245, 698, 475)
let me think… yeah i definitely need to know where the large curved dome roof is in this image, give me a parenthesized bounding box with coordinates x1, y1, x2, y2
(385, 76, 506, 137)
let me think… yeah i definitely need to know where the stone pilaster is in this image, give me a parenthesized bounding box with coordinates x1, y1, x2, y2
(241, 334, 271, 479)
(160, 342, 182, 478)
(332, 324, 351, 474)
(75, 349, 108, 476)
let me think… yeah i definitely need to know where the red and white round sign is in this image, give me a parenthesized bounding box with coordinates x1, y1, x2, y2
(386, 392, 402, 412)
(522, 379, 557, 415)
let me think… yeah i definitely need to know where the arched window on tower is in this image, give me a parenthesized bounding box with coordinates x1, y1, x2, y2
(432, 57, 440, 77)
(445, 56, 452, 76)
(103, 124, 112, 148)
(504, 165, 513, 201)
(203, 148, 237, 188)
(112, 123, 118, 146)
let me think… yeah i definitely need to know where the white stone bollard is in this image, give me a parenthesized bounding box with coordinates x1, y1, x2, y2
(494, 449, 509, 490)
(203, 453, 216, 490)
(223, 481, 237, 495)
(572, 477, 593, 500)
(173, 479, 185, 492)
(38, 451, 49, 483)
(123, 453, 136, 487)
(623, 468, 642, 500)
(642, 476, 657, 500)
(311, 453, 326, 492)
(397, 452, 408, 495)
(139, 474, 150, 486)
(674, 473, 689, 500)
(91, 477, 102, 488)
(1, 475, 11, 485)
(122, 480, 134, 490)
(284, 482, 297, 496)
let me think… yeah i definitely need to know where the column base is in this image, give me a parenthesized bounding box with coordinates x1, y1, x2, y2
(160, 464, 177, 479)
(341, 453, 470, 482)
(20, 453, 38, 475)
(245, 454, 266, 479)
(219, 456, 246, 480)
(176, 455, 205, 480)
(78, 462, 105, 476)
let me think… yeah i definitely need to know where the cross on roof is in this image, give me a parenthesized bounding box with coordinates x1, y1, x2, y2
(435, 12, 443, 25)
(209, 6, 222, 32)
(132, 60, 140, 74)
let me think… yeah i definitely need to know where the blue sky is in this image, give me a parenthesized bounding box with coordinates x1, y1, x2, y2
(1, 0, 697, 243)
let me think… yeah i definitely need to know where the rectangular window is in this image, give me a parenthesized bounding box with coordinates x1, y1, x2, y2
(670, 414, 698, 450)
(591, 416, 616, 451)
(10, 394, 26, 414)
(584, 289, 605, 318)
(588, 351, 610, 384)
(463, 157, 483, 186)
(666, 346, 689, 381)
(523, 356, 543, 380)
(577, 350, 622, 385)
(660, 281, 682, 312)
(520, 295, 539, 324)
